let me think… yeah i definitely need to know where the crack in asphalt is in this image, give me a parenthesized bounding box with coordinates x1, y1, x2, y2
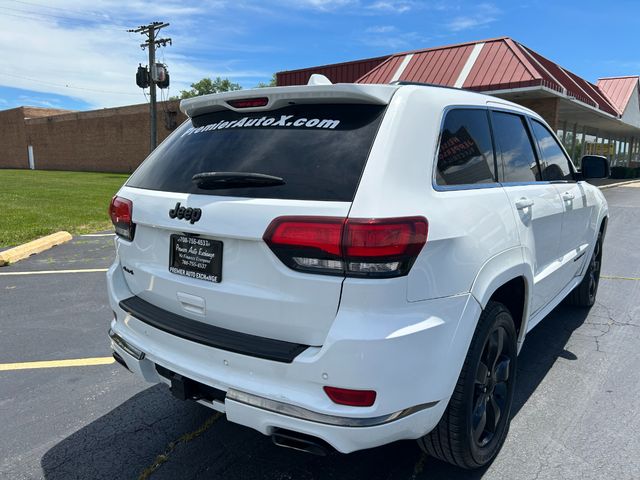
(530, 443, 552, 480)
(410, 452, 427, 480)
(578, 299, 640, 353)
(592, 300, 639, 327)
(138, 413, 222, 480)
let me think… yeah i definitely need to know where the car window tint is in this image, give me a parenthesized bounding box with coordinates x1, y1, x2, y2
(491, 111, 540, 183)
(127, 104, 385, 202)
(530, 120, 573, 181)
(435, 109, 495, 186)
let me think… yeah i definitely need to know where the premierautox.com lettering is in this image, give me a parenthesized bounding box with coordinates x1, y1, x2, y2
(181, 115, 341, 137)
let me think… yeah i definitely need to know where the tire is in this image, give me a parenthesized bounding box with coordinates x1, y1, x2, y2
(417, 301, 517, 469)
(566, 231, 602, 308)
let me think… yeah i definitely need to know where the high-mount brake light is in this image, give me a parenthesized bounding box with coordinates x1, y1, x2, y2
(263, 216, 428, 278)
(227, 97, 269, 108)
(109, 196, 135, 241)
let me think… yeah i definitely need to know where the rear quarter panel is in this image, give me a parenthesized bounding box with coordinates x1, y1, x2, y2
(350, 87, 521, 301)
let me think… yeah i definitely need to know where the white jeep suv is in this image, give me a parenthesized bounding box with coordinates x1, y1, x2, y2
(107, 79, 609, 469)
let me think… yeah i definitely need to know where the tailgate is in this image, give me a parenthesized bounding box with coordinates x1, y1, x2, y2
(116, 187, 350, 346)
(115, 99, 388, 347)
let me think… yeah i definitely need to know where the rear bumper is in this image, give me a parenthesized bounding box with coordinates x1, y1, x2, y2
(109, 330, 445, 453)
(107, 261, 482, 452)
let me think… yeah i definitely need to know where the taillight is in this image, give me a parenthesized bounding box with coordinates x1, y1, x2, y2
(109, 196, 135, 241)
(263, 216, 427, 278)
(323, 386, 377, 407)
(227, 97, 269, 108)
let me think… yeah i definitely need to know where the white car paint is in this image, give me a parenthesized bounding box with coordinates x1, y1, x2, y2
(107, 82, 608, 453)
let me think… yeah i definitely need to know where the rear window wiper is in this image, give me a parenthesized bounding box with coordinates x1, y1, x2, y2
(192, 172, 285, 190)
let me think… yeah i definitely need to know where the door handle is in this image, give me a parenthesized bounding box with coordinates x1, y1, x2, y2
(515, 197, 534, 210)
(561, 192, 575, 201)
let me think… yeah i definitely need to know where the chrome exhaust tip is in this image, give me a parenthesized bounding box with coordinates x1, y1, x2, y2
(271, 428, 332, 456)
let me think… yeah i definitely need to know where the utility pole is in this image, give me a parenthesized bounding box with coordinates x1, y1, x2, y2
(128, 22, 171, 151)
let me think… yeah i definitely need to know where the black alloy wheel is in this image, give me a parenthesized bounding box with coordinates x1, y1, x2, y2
(567, 231, 603, 307)
(471, 325, 512, 449)
(418, 301, 517, 469)
(587, 235, 602, 304)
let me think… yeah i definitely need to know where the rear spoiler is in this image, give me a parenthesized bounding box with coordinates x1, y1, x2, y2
(180, 83, 398, 118)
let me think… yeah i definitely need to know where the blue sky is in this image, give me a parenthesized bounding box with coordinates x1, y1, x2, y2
(0, 0, 638, 111)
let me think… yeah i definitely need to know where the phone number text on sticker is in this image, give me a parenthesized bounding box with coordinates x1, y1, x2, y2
(169, 234, 223, 283)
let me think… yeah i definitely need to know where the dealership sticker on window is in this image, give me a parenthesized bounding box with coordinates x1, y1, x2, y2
(181, 115, 341, 137)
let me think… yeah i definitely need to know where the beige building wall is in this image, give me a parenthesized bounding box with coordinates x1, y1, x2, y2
(514, 97, 560, 130)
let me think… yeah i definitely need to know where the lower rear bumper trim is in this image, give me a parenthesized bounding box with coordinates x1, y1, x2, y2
(109, 328, 145, 360)
(226, 389, 438, 428)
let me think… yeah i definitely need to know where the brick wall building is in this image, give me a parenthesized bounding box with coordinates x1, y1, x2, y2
(0, 101, 186, 173)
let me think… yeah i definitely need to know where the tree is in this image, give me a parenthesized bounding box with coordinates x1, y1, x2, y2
(172, 77, 242, 99)
(256, 73, 277, 88)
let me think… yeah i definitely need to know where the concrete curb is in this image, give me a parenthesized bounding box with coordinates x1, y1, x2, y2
(0, 231, 73, 266)
(597, 179, 640, 190)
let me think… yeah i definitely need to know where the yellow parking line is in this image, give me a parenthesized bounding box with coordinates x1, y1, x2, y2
(601, 275, 640, 281)
(0, 268, 108, 276)
(0, 357, 115, 371)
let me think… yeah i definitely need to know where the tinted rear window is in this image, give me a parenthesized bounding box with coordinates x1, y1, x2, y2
(530, 120, 573, 181)
(435, 108, 495, 186)
(491, 111, 540, 182)
(127, 104, 386, 202)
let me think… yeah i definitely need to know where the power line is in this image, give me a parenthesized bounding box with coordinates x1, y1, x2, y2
(0, 5, 129, 30)
(1, 5, 91, 22)
(0, 72, 142, 96)
(7, 0, 111, 19)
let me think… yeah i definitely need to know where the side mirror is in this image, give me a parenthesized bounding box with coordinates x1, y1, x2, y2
(581, 155, 609, 179)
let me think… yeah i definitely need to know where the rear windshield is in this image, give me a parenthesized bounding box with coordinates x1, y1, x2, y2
(127, 104, 386, 202)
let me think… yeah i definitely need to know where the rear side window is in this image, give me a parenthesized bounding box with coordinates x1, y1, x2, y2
(127, 104, 385, 202)
(491, 111, 540, 183)
(435, 108, 495, 186)
(530, 120, 573, 181)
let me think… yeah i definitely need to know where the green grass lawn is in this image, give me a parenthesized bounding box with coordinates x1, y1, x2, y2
(0, 169, 129, 248)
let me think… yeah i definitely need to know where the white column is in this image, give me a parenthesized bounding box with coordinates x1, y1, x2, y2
(28, 145, 35, 170)
(570, 123, 577, 161)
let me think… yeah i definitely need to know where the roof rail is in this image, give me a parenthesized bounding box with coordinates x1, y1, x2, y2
(389, 81, 465, 91)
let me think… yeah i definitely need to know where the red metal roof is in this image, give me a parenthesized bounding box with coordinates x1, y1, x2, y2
(359, 55, 403, 84)
(597, 76, 640, 115)
(462, 38, 540, 90)
(355, 37, 621, 117)
(276, 37, 630, 119)
(518, 44, 618, 115)
(276, 55, 390, 86)
(397, 43, 473, 85)
(356, 39, 482, 85)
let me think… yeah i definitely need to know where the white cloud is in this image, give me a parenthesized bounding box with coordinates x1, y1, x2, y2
(446, 3, 501, 32)
(367, 1, 412, 13)
(284, 0, 357, 11)
(0, 1, 269, 109)
(362, 29, 428, 50)
(278, 0, 417, 13)
(365, 25, 397, 33)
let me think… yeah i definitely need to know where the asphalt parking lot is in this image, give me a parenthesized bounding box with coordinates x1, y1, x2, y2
(1, 185, 639, 480)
